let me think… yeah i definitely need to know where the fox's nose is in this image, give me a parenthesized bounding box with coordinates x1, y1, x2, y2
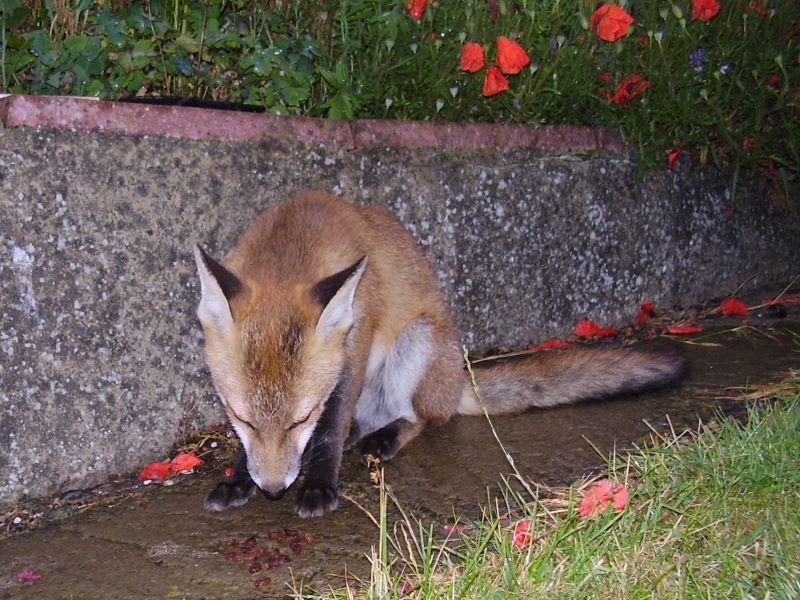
(259, 486, 287, 500)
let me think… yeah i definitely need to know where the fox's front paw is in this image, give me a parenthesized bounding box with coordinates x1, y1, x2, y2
(204, 479, 257, 512)
(295, 481, 338, 518)
(360, 427, 401, 461)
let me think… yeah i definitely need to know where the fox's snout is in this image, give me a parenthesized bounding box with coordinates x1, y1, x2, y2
(258, 485, 287, 500)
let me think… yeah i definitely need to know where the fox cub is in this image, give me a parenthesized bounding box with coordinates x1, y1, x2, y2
(194, 191, 686, 517)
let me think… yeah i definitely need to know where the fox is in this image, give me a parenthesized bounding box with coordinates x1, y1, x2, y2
(193, 191, 687, 518)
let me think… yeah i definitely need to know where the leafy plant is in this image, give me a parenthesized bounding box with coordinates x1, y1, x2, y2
(1, 0, 798, 197)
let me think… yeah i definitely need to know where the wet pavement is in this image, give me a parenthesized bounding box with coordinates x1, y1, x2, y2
(2, 319, 799, 599)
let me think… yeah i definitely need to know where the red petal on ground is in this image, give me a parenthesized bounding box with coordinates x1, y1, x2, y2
(634, 300, 655, 326)
(527, 338, 570, 351)
(611, 484, 629, 510)
(595, 326, 618, 337)
(170, 451, 203, 473)
(138, 462, 171, 481)
(17, 570, 42, 582)
(579, 480, 628, 517)
(664, 324, 703, 334)
(510, 519, 532, 550)
(720, 296, 748, 316)
(575, 320, 616, 337)
(574, 319, 600, 337)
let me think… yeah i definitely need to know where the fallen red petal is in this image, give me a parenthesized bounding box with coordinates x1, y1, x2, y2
(17, 570, 42, 582)
(575, 320, 616, 337)
(720, 296, 748, 316)
(634, 300, 655, 326)
(510, 519, 532, 550)
(578, 480, 628, 517)
(611, 484, 629, 510)
(170, 451, 203, 473)
(526, 338, 570, 351)
(595, 326, 618, 337)
(574, 319, 600, 337)
(138, 462, 171, 481)
(664, 324, 703, 334)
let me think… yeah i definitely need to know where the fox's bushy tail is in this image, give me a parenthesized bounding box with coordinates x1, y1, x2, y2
(457, 345, 688, 415)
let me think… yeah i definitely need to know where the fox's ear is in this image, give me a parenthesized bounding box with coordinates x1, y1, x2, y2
(193, 244, 242, 330)
(314, 256, 368, 339)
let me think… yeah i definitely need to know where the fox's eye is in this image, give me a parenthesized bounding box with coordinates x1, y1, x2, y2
(288, 412, 312, 431)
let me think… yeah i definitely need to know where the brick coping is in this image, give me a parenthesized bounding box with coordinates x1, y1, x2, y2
(0, 94, 621, 153)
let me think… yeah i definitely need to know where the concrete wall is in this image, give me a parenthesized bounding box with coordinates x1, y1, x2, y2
(1, 96, 798, 507)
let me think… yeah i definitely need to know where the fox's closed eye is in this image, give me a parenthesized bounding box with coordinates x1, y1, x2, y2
(288, 412, 312, 431)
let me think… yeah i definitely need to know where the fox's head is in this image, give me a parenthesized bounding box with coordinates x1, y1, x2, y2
(192, 244, 367, 498)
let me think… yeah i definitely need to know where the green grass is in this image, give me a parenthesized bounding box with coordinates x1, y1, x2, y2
(300, 373, 800, 598)
(1, 0, 798, 198)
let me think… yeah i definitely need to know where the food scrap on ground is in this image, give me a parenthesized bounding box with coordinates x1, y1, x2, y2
(221, 529, 316, 589)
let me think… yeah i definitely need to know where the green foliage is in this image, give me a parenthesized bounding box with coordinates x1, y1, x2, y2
(1, 0, 798, 190)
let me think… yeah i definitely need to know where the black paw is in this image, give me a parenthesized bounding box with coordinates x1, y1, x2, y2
(295, 481, 338, 518)
(360, 428, 401, 461)
(204, 479, 257, 512)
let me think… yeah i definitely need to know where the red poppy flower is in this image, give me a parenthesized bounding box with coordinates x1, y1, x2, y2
(612, 73, 649, 105)
(578, 480, 628, 517)
(667, 147, 682, 169)
(664, 324, 703, 334)
(767, 74, 781, 90)
(495, 36, 530, 75)
(170, 451, 203, 473)
(460, 42, 485, 72)
(138, 461, 171, 481)
(590, 3, 635, 42)
(691, 0, 720, 21)
(483, 65, 509, 96)
(720, 296, 748, 316)
(406, 0, 426, 20)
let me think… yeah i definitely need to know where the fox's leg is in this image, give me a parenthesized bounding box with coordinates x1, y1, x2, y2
(360, 417, 426, 461)
(295, 379, 354, 518)
(358, 321, 462, 461)
(204, 444, 257, 511)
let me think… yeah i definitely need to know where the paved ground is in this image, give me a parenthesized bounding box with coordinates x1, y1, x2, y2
(2, 308, 799, 599)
